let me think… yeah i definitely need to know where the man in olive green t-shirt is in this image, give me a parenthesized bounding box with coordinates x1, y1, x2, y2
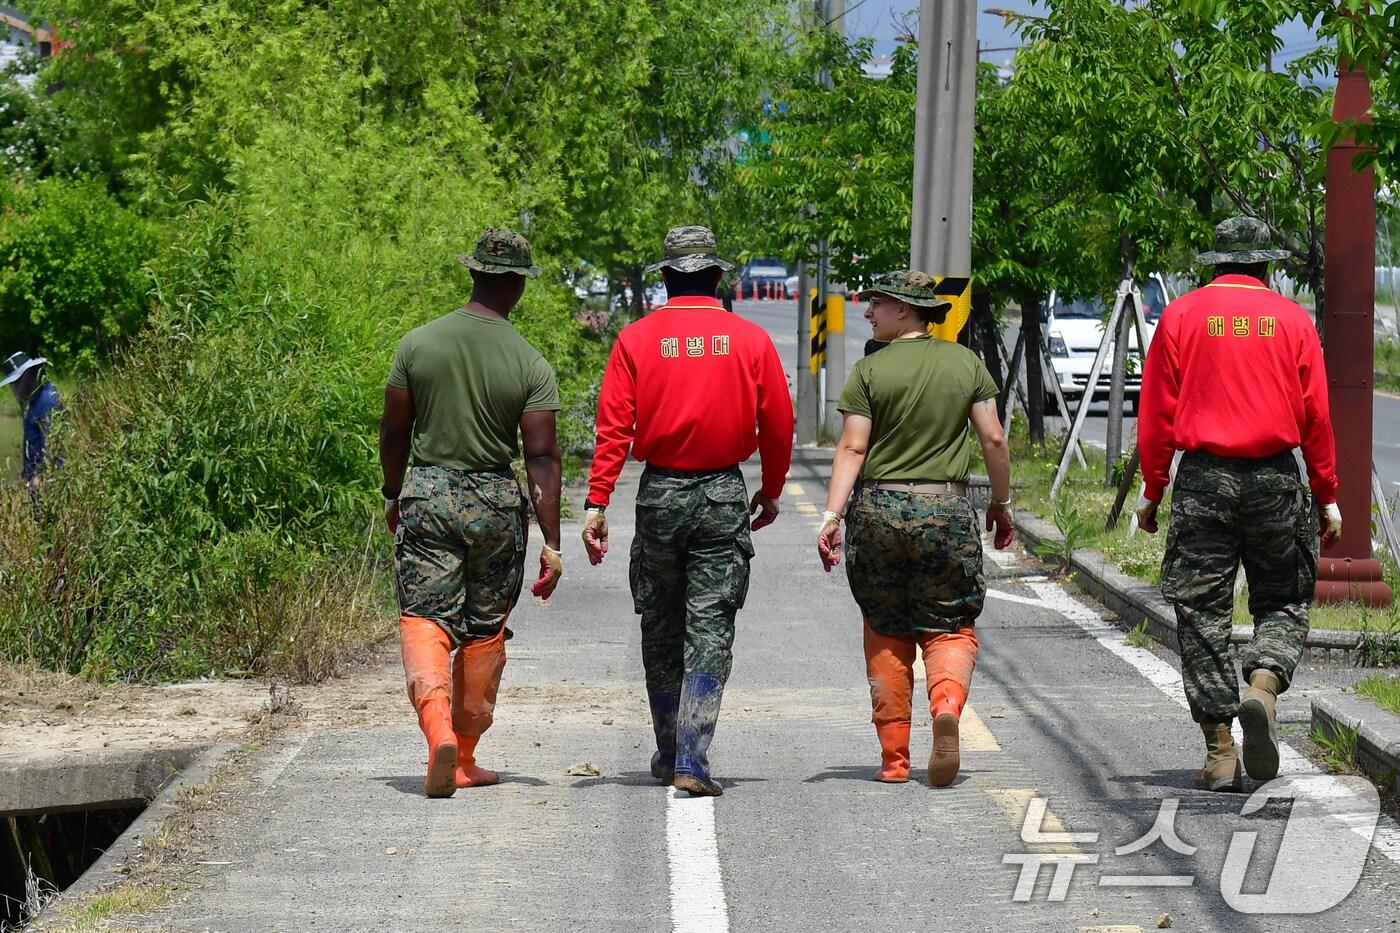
(379, 227, 564, 798)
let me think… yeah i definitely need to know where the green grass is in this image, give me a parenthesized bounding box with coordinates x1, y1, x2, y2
(0, 405, 19, 479)
(1379, 338, 1400, 393)
(1356, 674, 1400, 716)
(1125, 619, 1157, 649)
(1311, 721, 1360, 771)
(1003, 422, 1400, 631)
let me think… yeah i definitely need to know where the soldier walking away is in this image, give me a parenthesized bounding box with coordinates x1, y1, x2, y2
(380, 228, 565, 798)
(582, 225, 795, 797)
(816, 271, 1014, 787)
(1136, 216, 1341, 792)
(2, 352, 62, 491)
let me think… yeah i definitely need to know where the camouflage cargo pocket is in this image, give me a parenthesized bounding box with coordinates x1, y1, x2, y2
(1295, 489, 1319, 593)
(732, 535, 755, 609)
(476, 477, 523, 511)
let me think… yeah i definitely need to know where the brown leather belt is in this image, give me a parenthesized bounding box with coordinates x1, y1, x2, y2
(865, 480, 967, 496)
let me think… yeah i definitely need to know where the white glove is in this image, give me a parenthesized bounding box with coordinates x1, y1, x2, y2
(1320, 501, 1342, 546)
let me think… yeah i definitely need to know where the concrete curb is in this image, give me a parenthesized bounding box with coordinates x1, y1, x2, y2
(0, 744, 211, 817)
(1014, 511, 1400, 665)
(1311, 693, 1400, 795)
(32, 741, 237, 924)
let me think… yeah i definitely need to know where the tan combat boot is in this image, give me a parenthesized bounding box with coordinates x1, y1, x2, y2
(1238, 670, 1282, 781)
(1194, 723, 1243, 792)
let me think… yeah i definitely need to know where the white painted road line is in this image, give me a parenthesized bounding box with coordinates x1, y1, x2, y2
(986, 587, 1050, 608)
(667, 789, 730, 933)
(1019, 563, 1400, 865)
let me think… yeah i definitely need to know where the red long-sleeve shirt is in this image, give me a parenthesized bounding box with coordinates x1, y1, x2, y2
(1137, 274, 1337, 504)
(588, 297, 795, 508)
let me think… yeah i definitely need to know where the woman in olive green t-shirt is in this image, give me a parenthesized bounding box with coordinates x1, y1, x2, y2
(816, 270, 1014, 787)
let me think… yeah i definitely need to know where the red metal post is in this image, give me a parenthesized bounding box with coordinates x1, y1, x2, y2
(1316, 61, 1393, 606)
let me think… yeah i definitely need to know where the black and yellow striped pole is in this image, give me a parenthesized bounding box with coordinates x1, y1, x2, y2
(912, 0, 976, 342)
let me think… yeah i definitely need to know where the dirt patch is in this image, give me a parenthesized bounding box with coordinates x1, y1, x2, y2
(1, 645, 410, 764)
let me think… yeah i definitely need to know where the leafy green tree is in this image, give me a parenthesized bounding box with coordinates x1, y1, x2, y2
(736, 31, 916, 288)
(0, 176, 159, 368)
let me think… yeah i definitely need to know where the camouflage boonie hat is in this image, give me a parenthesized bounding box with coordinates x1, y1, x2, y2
(857, 270, 952, 311)
(645, 226, 734, 274)
(1194, 216, 1290, 265)
(459, 227, 542, 278)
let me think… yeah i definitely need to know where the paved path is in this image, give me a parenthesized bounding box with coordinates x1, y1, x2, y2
(124, 448, 1400, 932)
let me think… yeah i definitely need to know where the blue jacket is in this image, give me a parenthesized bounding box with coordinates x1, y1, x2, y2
(22, 382, 61, 481)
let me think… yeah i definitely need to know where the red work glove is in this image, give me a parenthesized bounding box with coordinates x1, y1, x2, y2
(1135, 495, 1160, 534)
(750, 492, 779, 531)
(985, 501, 1014, 550)
(817, 512, 843, 572)
(582, 509, 609, 565)
(532, 546, 563, 599)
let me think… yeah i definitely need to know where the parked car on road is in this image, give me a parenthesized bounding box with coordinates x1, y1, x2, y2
(1043, 274, 1173, 414)
(739, 258, 790, 299)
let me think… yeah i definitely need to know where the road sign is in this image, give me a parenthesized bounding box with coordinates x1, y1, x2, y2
(809, 288, 826, 376)
(929, 275, 972, 342)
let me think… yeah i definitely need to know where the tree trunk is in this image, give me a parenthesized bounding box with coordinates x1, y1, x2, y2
(1106, 301, 1131, 485)
(1105, 236, 1139, 485)
(973, 290, 1005, 420)
(1022, 295, 1045, 446)
(630, 263, 646, 320)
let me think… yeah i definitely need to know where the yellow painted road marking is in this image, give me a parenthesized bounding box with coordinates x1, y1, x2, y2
(786, 482, 806, 496)
(796, 502, 818, 514)
(983, 788, 1086, 854)
(959, 704, 1001, 753)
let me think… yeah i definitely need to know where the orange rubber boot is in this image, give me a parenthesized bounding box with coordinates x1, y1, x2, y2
(400, 615, 458, 798)
(451, 627, 507, 788)
(864, 622, 916, 783)
(920, 628, 978, 788)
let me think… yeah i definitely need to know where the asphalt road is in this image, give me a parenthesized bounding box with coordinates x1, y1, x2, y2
(122, 450, 1400, 931)
(734, 297, 1400, 502)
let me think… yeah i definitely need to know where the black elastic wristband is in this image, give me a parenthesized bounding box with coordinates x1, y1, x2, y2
(381, 484, 400, 501)
(584, 500, 606, 512)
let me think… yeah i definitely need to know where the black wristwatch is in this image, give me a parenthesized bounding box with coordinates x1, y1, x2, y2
(584, 500, 606, 512)
(382, 483, 400, 502)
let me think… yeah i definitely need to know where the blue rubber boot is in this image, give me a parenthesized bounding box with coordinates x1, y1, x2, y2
(673, 671, 724, 797)
(648, 690, 680, 783)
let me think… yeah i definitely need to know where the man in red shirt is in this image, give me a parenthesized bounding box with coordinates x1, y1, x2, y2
(1136, 216, 1342, 792)
(582, 225, 794, 796)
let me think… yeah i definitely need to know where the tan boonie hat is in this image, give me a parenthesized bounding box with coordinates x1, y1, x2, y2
(857, 270, 952, 311)
(1194, 216, 1290, 265)
(459, 227, 542, 278)
(645, 225, 735, 274)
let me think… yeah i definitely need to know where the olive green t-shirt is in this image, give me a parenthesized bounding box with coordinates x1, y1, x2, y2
(387, 309, 559, 471)
(837, 336, 999, 482)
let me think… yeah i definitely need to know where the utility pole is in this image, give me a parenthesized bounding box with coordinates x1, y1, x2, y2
(821, 0, 846, 436)
(911, 0, 976, 340)
(1316, 58, 1393, 606)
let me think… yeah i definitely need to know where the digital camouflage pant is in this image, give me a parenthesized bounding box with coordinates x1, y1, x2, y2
(630, 468, 754, 694)
(845, 488, 986, 638)
(395, 465, 529, 645)
(1161, 451, 1319, 725)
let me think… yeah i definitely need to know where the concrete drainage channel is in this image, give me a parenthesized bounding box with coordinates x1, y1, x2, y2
(0, 745, 213, 927)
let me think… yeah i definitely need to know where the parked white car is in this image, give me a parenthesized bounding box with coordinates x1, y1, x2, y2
(1043, 274, 1173, 414)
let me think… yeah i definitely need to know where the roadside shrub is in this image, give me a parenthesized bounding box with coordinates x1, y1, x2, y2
(0, 176, 160, 368)
(0, 122, 608, 681)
